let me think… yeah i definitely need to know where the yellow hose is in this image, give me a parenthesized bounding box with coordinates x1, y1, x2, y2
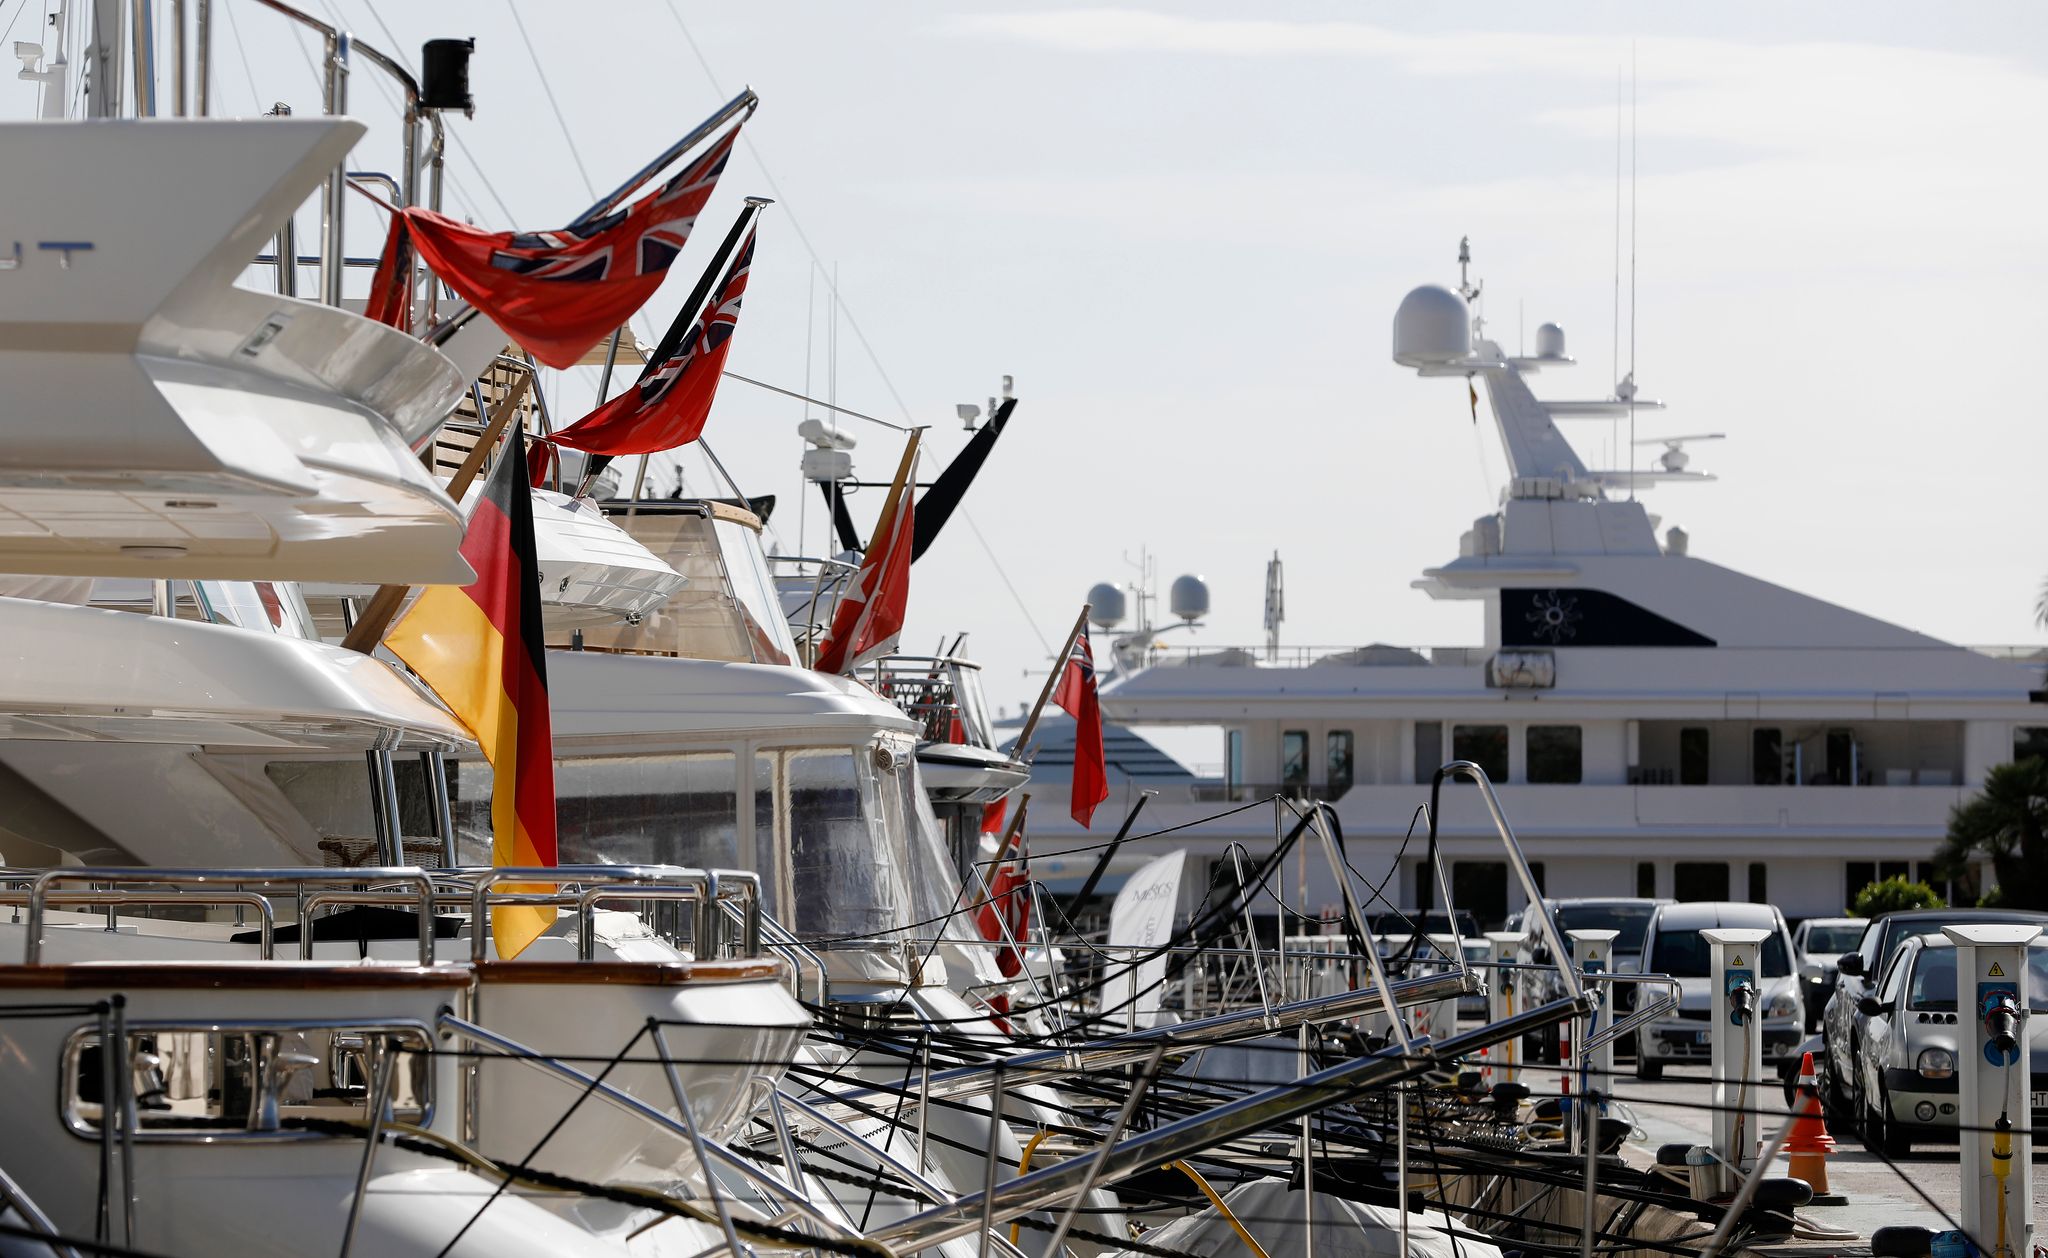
(1009, 1129, 1052, 1245)
(1168, 1159, 1275, 1258)
(1993, 1117, 2013, 1258)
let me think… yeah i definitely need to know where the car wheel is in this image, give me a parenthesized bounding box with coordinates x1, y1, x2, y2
(1867, 1084, 1912, 1159)
(1636, 1056, 1663, 1081)
(1819, 1052, 1853, 1122)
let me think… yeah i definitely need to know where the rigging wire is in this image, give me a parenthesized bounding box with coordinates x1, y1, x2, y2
(1627, 42, 1639, 503)
(503, 0, 596, 201)
(658, 0, 1054, 656)
(217, 0, 265, 113)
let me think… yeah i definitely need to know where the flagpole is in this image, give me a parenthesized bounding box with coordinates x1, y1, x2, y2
(568, 88, 759, 231)
(341, 372, 533, 655)
(1013, 603, 1091, 760)
(571, 198, 772, 501)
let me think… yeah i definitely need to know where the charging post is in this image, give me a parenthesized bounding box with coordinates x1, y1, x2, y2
(1484, 930, 1527, 1086)
(1945, 923, 2038, 1258)
(1704, 927, 1770, 1196)
(1570, 928, 1620, 1105)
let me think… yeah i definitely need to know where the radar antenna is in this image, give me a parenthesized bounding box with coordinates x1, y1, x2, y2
(1263, 551, 1284, 664)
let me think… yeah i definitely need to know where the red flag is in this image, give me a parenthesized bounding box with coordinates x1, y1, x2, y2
(366, 127, 741, 369)
(812, 436, 917, 675)
(972, 798, 1030, 978)
(1053, 625, 1109, 828)
(544, 227, 755, 456)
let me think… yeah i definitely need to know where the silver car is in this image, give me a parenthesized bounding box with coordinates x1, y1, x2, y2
(1849, 933, 2048, 1157)
(1792, 916, 1866, 1032)
(1633, 901, 1804, 1079)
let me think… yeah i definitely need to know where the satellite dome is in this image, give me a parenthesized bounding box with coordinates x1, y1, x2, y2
(1393, 285, 1472, 368)
(1169, 574, 1209, 622)
(1088, 582, 1127, 628)
(1535, 322, 1567, 360)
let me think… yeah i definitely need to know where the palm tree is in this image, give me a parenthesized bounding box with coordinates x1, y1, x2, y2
(1937, 758, 2048, 909)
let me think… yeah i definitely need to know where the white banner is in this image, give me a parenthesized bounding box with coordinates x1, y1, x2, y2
(1102, 849, 1185, 1030)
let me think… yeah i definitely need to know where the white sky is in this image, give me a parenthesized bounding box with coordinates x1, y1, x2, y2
(26, 2, 2048, 714)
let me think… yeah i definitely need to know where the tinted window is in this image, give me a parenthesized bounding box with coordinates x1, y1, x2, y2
(1327, 731, 1355, 795)
(1804, 924, 1866, 954)
(1649, 925, 1791, 978)
(1281, 730, 1309, 787)
(1452, 724, 1508, 783)
(1526, 726, 1582, 784)
(1554, 903, 1658, 954)
(1679, 727, 1710, 785)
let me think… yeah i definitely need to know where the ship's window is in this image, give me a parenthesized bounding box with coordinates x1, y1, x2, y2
(1326, 731, 1355, 797)
(1525, 725, 1582, 784)
(1529, 861, 1546, 894)
(785, 747, 908, 939)
(554, 752, 740, 870)
(1413, 722, 1443, 784)
(1824, 729, 1857, 785)
(1673, 861, 1729, 902)
(1751, 728, 1784, 786)
(1453, 861, 1508, 928)
(1451, 725, 1509, 784)
(753, 753, 784, 917)
(1846, 861, 1875, 905)
(1281, 730, 1309, 788)
(1748, 862, 1768, 903)
(1226, 730, 1245, 793)
(1636, 862, 1656, 898)
(2017, 727, 2048, 764)
(1679, 727, 1710, 785)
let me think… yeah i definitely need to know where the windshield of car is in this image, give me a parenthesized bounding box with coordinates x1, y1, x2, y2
(1908, 947, 2048, 1012)
(1648, 926, 1792, 978)
(1804, 924, 1866, 954)
(1555, 904, 1657, 953)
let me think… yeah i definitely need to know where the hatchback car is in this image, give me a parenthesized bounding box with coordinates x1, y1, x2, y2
(1849, 933, 2048, 1156)
(1511, 897, 1670, 1062)
(1633, 901, 1803, 1079)
(1792, 917, 1866, 1031)
(1822, 907, 2048, 1118)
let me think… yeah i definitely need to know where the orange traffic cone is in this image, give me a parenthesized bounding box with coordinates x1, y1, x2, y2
(1786, 1051, 1846, 1205)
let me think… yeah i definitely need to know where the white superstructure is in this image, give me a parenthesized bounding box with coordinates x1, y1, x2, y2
(1024, 244, 2045, 925)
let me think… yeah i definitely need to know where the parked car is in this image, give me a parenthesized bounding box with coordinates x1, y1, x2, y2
(1821, 907, 2048, 1119)
(1511, 898, 1672, 1063)
(1633, 901, 1803, 1080)
(1792, 917, 1867, 1032)
(1363, 912, 1486, 1019)
(1847, 933, 2048, 1156)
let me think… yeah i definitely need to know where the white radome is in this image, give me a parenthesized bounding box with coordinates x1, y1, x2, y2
(1169, 574, 1210, 622)
(1088, 582, 1127, 627)
(1393, 284, 1473, 367)
(1535, 321, 1567, 360)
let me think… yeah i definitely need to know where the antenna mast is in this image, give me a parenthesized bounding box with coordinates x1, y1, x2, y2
(1263, 551, 1284, 664)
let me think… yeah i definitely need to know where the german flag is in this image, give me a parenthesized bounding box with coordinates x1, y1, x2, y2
(387, 425, 557, 958)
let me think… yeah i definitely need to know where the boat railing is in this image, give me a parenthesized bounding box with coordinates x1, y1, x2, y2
(1133, 643, 1491, 668)
(2, 864, 764, 966)
(437, 1012, 871, 1253)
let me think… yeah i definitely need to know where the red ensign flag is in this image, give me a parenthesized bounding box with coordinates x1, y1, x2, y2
(1053, 625, 1109, 828)
(366, 127, 741, 368)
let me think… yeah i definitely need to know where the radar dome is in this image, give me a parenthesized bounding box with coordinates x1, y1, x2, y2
(1535, 322, 1567, 360)
(1087, 582, 1127, 628)
(1169, 574, 1209, 622)
(1392, 285, 1472, 368)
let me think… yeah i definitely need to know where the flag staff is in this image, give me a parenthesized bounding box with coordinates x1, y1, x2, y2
(1014, 604, 1091, 760)
(341, 372, 534, 654)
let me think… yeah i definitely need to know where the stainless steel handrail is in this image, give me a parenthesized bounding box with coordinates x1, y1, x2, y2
(1426, 761, 1582, 1002)
(808, 968, 1476, 1122)
(435, 1013, 861, 1247)
(0, 890, 276, 958)
(20, 868, 434, 966)
(872, 993, 1592, 1251)
(0, 1156, 84, 1258)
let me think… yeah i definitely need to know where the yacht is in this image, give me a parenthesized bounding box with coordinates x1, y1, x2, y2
(1019, 243, 2046, 929)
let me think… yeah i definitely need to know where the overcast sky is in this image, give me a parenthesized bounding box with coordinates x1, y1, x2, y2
(25, 2, 2047, 714)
